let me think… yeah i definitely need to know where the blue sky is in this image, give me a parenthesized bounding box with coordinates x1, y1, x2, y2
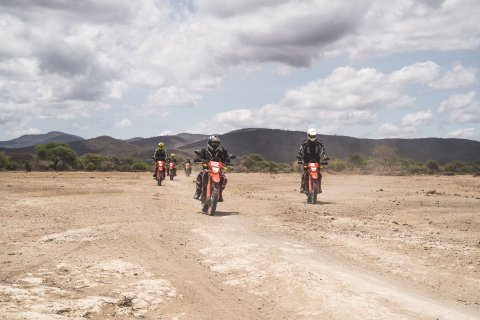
(0, 0, 479, 141)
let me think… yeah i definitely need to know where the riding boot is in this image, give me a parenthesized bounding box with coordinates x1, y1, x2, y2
(300, 176, 305, 193)
(193, 183, 201, 200)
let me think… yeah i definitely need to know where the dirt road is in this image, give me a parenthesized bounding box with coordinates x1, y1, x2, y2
(1, 171, 479, 319)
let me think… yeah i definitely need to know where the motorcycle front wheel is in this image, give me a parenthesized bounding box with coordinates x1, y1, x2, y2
(208, 183, 219, 216)
(310, 180, 317, 204)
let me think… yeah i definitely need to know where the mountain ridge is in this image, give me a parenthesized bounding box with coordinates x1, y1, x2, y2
(1, 129, 479, 164)
(0, 131, 84, 149)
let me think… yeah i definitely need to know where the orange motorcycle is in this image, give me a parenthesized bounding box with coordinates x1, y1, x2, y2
(169, 162, 176, 180)
(304, 158, 328, 204)
(201, 161, 226, 216)
(185, 163, 192, 177)
(155, 160, 166, 186)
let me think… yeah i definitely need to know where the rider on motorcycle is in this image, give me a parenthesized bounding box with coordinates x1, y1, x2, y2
(297, 128, 328, 193)
(184, 158, 192, 171)
(193, 135, 232, 201)
(167, 153, 178, 176)
(153, 142, 167, 178)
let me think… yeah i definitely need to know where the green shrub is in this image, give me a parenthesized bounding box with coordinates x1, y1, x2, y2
(425, 160, 440, 173)
(131, 162, 149, 171)
(86, 162, 96, 171)
(240, 154, 293, 173)
(443, 160, 466, 173)
(0, 152, 10, 170)
(328, 159, 346, 172)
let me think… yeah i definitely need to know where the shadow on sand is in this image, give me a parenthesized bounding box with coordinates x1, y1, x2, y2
(305, 201, 336, 205)
(198, 211, 240, 217)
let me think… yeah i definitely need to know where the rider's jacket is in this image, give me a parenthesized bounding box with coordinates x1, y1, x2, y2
(167, 158, 178, 165)
(194, 147, 231, 165)
(297, 139, 327, 164)
(154, 149, 167, 161)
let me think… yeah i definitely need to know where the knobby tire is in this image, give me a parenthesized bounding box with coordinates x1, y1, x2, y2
(208, 183, 219, 216)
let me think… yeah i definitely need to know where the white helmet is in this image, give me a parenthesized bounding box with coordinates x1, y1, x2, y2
(307, 128, 317, 141)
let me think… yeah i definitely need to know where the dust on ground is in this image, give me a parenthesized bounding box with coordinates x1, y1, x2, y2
(1, 172, 479, 319)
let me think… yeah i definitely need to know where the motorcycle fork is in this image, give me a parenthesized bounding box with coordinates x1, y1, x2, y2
(308, 172, 319, 193)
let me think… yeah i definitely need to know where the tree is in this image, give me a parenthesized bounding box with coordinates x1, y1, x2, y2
(346, 153, 366, 170)
(36, 143, 77, 171)
(425, 160, 440, 173)
(372, 145, 397, 173)
(443, 160, 466, 173)
(0, 152, 10, 170)
(131, 162, 149, 171)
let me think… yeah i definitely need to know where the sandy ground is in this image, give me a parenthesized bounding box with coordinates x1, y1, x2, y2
(0, 171, 479, 320)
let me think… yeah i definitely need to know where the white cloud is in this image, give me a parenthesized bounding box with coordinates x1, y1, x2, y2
(1, 0, 480, 138)
(437, 91, 480, 123)
(158, 130, 173, 136)
(343, 0, 480, 59)
(114, 118, 132, 129)
(72, 123, 89, 130)
(198, 63, 439, 133)
(446, 128, 478, 141)
(389, 61, 440, 85)
(147, 86, 202, 109)
(431, 63, 477, 89)
(401, 110, 433, 127)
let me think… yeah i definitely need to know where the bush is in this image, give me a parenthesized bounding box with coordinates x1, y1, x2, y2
(425, 160, 440, 173)
(443, 160, 467, 173)
(0, 152, 10, 170)
(328, 159, 346, 172)
(86, 162, 96, 171)
(240, 154, 293, 173)
(131, 162, 149, 171)
(24, 161, 32, 172)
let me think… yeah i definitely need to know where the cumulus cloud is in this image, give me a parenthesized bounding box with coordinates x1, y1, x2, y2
(437, 91, 480, 123)
(72, 123, 89, 130)
(1, 0, 480, 137)
(113, 118, 132, 129)
(197, 62, 449, 133)
(401, 110, 433, 127)
(446, 128, 478, 140)
(431, 63, 477, 89)
(378, 123, 401, 137)
(342, 0, 480, 58)
(198, 59, 477, 136)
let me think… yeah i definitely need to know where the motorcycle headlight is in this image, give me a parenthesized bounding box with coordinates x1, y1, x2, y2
(212, 166, 220, 173)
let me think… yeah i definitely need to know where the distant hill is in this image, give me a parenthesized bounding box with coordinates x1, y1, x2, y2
(179, 128, 480, 164)
(1, 128, 479, 164)
(175, 133, 209, 144)
(0, 131, 84, 148)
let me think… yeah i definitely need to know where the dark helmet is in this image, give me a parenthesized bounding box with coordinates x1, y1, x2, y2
(208, 135, 220, 151)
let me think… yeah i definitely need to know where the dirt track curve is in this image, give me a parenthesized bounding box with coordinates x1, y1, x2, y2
(1, 171, 479, 319)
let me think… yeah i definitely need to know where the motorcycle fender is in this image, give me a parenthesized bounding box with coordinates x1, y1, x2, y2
(206, 179, 211, 198)
(211, 173, 221, 183)
(310, 172, 318, 180)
